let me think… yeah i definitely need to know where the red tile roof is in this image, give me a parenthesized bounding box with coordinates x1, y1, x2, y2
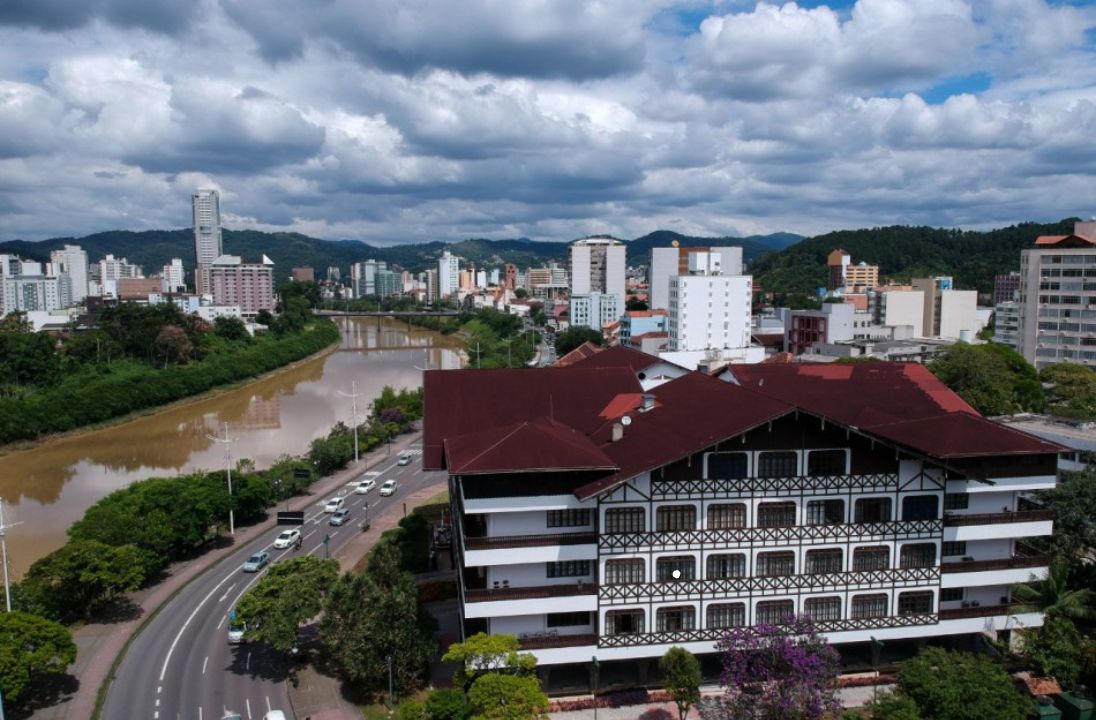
(1035, 233, 1096, 246)
(445, 417, 616, 474)
(553, 341, 602, 367)
(625, 310, 669, 317)
(564, 344, 664, 373)
(867, 413, 1063, 458)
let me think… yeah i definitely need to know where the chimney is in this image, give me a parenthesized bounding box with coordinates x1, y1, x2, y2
(640, 394, 656, 412)
(611, 422, 624, 442)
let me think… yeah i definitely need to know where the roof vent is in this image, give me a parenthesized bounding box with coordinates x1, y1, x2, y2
(611, 422, 625, 442)
(639, 394, 656, 412)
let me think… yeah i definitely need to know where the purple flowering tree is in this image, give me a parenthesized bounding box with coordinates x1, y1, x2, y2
(700, 615, 841, 720)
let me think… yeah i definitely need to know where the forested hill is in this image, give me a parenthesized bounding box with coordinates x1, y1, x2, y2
(0, 229, 802, 278)
(749, 218, 1081, 296)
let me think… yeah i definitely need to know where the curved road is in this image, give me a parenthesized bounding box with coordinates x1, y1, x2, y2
(103, 444, 447, 720)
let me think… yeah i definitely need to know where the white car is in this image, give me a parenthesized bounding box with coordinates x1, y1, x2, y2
(354, 478, 376, 494)
(323, 497, 346, 513)
(397, 452, 413, 466)
(272, 528, 301, 549)
(379, 479, 398, 496)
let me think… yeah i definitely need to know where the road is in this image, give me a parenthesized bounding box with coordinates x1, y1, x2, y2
(103, 445, 448, 720)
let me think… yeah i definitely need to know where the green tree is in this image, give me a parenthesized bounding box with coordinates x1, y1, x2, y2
(625, 299, 649, 311)
(236, 556, 339, 652)
(61, 330, 122, 366)
(466, 673, 549, 720)
(425, 688, 471, 720)
(660, 646, 701, 720)
(1041, 363, 1096, 421)
(154, 325, 194, 365)
(396, 700, 425, 720)
(0, 325, 61, 389)
(554, 326, 604, 356)
(514, 288, 529, 299)
(0, 611, 77, 704)
(1025, 616, 1084, 687)
(1012, 559, 1096, 622)
(18, 540, 145, 623)
(442, 632, 537, 691)
(865, 690, 923, 720)
(928, 343, 1021, 415)
(1038, 466, 1096, 561)
(213, 316, 250, 342)
(895, 647, 1028, 720)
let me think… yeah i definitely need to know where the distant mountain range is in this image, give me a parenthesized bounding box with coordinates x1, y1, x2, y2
(0, 229, 804, 279)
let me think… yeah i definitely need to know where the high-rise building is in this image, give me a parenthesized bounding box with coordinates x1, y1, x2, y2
(570, 238, 626, 313)
(351, 259, 385, 297)
(994, 272, 1022, 305)
(425, 268, 439, 303)
(50, 245, 89, 304)
(161, 258, 186, 293)
(209, 254, 275, 316)
(649, 246, 743, 311)
(569, 293, 619, 330)
(1, 274, 64, 314)
(439, 251, 460, 299)
(667, 252, 752, 352)
(376, 269, 403, 298)
(192, 189, 223, 295)
(911, 277, 978, 340)
(1018, 220, 1096, 369)
(827, 250, 879, 292)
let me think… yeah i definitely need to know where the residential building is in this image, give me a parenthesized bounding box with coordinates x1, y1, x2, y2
(161, 258, 186, 293)
(439, 251, 461, 299)
(911, 277, 979, 341)
(993, 301, 1020, 351)
(620, 310, 668, 345)
(649, 246, 743, 311)
(424, 358, 1057, 671)
(570, 293, 619, 331)
(476, 270, 487, 289)
(827, 250, 879, 292)
(2, 274, 64, 314)
(192, 188, 223, 295)
(571, 238, 626, 313)
(489, 268, 501, 287)
(994, 272, 1022, 305)
(292, 267, 315, 283)
(50, 245, 89, 304)
(327, 266, 341, 282)
(352, 259, 386, 297)
(209, 254, 275, 316)
(376, 269, 403, 298)
(879, 291, 925, 338)
(98, 254, 143, 283)
(667, 252, 752, 353)
(786, 302, 856, 355)
(1018, 221, 1096, 369)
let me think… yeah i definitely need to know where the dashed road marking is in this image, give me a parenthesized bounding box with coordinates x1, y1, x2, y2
(202, 656, 208, 675)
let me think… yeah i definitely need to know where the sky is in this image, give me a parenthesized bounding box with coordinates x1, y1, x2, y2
(1, 0, 1095, 245)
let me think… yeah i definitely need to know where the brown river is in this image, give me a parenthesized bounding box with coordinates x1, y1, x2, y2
(0, 317, 463, 578)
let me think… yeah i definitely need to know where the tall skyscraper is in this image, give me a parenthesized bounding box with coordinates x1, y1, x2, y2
(438, 251, 460, 299)
(569, 237, 626, 313)
(192, 189, 223, 295)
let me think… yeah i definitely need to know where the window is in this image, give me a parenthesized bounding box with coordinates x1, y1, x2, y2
(853, 546, 890, 572)
(605, 609, 643, 635)
(656, 606, 696, 632)
(605, 507, 644, 534)
(756, 551, 795, 577)
(807, 449, 847, 476)
(547, 509, 591, 527)
(707, 503, 747, 529)
(546, 561, 590, 578)
(854, 497, 892, 523)
(898, 591, 934, 615)
(943, 493, 969, 511)
(756, 600, 794, 624)
(941, 541, 967, 557)
(851, 594, 889, 619)
(806, 499, 844, 525)
(901, 495, 939, 521)
(757, 502, 797, 528)
(707, 603, 746, 629)
(547, 612, 591, 628)
(805, 548, 843, 574)
(708, 452, 748, 479)
(707, 553, 747, 579)
(604, 559, 644, 585)
(900, 543, 937, 569)
(804, 596, 842, 622)
(656, 505, 697, 532)
(757, 451, 797, 478)
(656, 556, 696, 582)
(940, 588, 964, 603)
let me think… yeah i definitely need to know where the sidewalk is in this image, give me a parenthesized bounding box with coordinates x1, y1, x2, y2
(31, 430, 424, 720)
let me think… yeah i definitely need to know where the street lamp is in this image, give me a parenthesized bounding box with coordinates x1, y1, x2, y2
(0, 498, 22, 613)
(338, 380, 362, 464)
(205, 422, 236, 535)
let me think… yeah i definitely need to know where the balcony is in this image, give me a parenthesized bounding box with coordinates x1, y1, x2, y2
(518, 633, 597, 650)
(465, 531, 597, 550)
(943, 510, 1053, 526)
(651, 473, 899, 499)
(466, 582, 598, 603)
(939, 603, 1022, 620)
(941, 555, 1051, 574)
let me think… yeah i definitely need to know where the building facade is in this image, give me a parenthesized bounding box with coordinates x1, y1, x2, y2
(2, 274, 65, 314)
(162, 258, 186, 293)
(571, 238, 626, 313)
(827, 250, 879, 292)
(649, 246, 744, 311)
(570, 293, 620, 331)
(424, 360, 1058, 670)
(192, 189, 223, 295)
(209, 254, 275, 316)
(994, 272, 1022, 305)
(994, 301, 1021, 350)
(667, 270, 752, 352)
(50, 245, 89, 304)
(439, 251, 461, 299)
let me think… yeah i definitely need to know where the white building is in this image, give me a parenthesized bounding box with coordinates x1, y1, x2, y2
(192, 188, 223, 295)
(879, 291, 924, 338)
(98, 254, 143, 283)
(667, 252, 752, 353)
(569, 293, 619, 331)
(439, 251, 460, 299)
(50, 245, 89, 304)
(994, 301, 1021, 351)
(570, 238, 626, 314)
(161, 258, 186, 293)
(910, 277, 979, 341)
(424, 359, 1058, 672)
(2, 274, 65, 314)
(649, 246, 743, 312)
(351, 259, 386, 297)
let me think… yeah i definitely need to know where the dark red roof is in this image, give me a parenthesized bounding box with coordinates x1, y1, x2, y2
(564, 344, 663, 373)
(554, 341, 602, 368)
(445, 417, 616, 474)
(867, 413, 1063, 458)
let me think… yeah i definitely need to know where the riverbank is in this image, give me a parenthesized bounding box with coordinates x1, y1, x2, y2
(0, 323, 341, 457)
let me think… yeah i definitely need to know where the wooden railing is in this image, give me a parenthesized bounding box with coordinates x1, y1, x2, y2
(943, 510, 1053, 527)
(465, 532, 597, 550)
(518, 633, 597, 650)
(940, 555, 1051, 574)
(939, 603, 1022, 620)
(466, 583, 598, 603)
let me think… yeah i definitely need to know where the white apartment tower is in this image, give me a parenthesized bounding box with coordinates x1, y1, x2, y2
(50, 245, 89, 304)
(161, 258, 186, 293)
(570, 238, 626, 314)
(439, 251, 460, 299)
(649, 246, 743, 312)
(192, 189, 224, 295)
(667, 251, 752, 352)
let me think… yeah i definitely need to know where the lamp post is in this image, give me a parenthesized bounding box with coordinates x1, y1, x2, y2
(387, 654, 395, 710)
(205, 422, 235, 535)
(0, 499, 22, 613)
(338, 380, 362, 464)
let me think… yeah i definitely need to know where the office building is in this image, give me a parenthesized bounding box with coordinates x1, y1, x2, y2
(1018, 221, 1096, 368)
(649, 246, 743, 311)
(376, 269, 403, 298)
(570, 293, 619, 331)
(192, 189, 223, 295)
(425, 357, 1058, 670)
(352, 259, 386, 297)
(209, 254, 275, 316)
(49, 245, 89, 304)
(570, 238, 626, 313)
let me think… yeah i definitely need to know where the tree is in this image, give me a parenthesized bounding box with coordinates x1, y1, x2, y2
(1039, 466, 1096, 561)
(466, 673, 549, 720)
(554, 326, 604, 356)
(255, 309, 275, 328)
(660, 646, 701, 720)
(425, 688, 471, 720)
(0, 611, 77, 704)
(1041, 363, 1096, 421)
(1012, 559, 1096, 622)
(154, 325, 194, 365)
(894, 647, 1028, 720)
(865, 690, 923, 720)
(236, 556, 339, 652)
(214, 316, 250, 342)
(514, 288, 529, 299)
(441, 632, 537, 691)
(626, 299, 649, 311)
(18, 540, 146, 622)
(928, 343, 1025, 416)
(1025, 616, 1084, 687)
(701, 615, 840, 720)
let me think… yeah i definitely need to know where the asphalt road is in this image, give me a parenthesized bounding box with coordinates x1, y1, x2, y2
(103, 445, 448, 720)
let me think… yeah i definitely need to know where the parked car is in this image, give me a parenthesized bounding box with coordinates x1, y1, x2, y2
(354, 478, 376, 494)
(272, 528, 301, 549)
(329, 508, 351, 526)
(397, 452, 414, 466)
(323, 496, 345, 513)
(379, 479, 398, 496)
(242, 551, 270, 573)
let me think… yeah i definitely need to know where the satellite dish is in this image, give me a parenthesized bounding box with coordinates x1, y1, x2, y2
(620, 415, 632, 426)
(671, 240, 680, 248)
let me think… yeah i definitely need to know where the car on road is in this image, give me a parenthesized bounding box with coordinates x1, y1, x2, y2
(329, 508, 351, 526)
(380, 479, 398, 496)
(227, 619, 246, 644)
(272, 528, 301, 548)
(241, 551, 270, 572)
(323, 496, 346, 513)
(263, 712, 287, 720)
(354, 477, 376, 494)
(397, 451, 414, 466)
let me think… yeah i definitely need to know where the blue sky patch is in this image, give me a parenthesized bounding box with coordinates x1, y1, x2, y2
(921, 73, 993, 104)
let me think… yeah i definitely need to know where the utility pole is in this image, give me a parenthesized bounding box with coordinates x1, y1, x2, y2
(387, 654, 395, 710)
(206, 422, 236, 535)
(473, 342, 481, 368)
(0, 499, 21, 613)
(338, 380, 363, 463)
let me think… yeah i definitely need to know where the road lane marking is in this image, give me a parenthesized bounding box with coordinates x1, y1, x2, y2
(246, 698, 252, 719)
(198, 708, 203, 720)
(217, 614, 227, 630)
(246, 651, 251, 670)
(158, 569, 238, 682)
(266, 696, 272, 712)
(218, 583, 237, 602)
(202, 656, 208, 674)
(157, 685, 161, 694)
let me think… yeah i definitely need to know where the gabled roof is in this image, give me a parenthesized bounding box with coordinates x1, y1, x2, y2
(867, 413, 1063, 458)
(564, 344, 665, 373)
(445, 417, 616, 474)
(554, 341, 602, 367)
(1035, 233, 1096, 247)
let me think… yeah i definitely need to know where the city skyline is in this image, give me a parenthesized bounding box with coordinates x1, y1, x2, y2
(1, 1, 1094, 246)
